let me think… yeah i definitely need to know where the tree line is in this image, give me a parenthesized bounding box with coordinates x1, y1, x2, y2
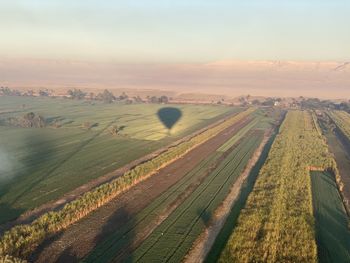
(0, 87, 170, 105)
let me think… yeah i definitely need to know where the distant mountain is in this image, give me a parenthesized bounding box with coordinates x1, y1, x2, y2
(1, 58, 349, 99)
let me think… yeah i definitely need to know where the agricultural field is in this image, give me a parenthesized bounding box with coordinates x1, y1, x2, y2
(2, 103, 348, 263)
(328, 110, 350, 139)
(126, 131, 264, 263)
(218, 111, 337, 263)
(311, 171, 350, 263)
(318, 111, 350, 214)
(0, 105, 258, 260)
(75, 110, 278, 263)
(3, 108, 278, 262)
(0, 96, 241, 224)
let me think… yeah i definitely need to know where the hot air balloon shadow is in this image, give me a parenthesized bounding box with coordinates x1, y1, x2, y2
(157, 107, 182, 135)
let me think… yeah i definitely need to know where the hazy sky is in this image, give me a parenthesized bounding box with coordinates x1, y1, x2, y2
(0, 0, 349, 63)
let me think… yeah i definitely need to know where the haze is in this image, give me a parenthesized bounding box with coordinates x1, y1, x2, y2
(1, 0, 349, 98)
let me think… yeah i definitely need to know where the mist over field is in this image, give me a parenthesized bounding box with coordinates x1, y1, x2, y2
(1, 58, 350, 99)
(0, 149, 14, 181)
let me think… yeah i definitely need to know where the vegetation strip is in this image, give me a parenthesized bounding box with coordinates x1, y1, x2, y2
(311, 171, 350, 263)
(127, 131, 263, 263)
(218, 111, 337, 263)
(0, 108, 255, 259)
(203, 129, 277, 263)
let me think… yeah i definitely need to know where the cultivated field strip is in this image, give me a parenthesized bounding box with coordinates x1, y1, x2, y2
(328, 110, 350, 139)
(324, 110, 350, 212)
(219, 111, 336, 263)
(127, 131, 263, 263)
(83, 151, 223, 262)
(217, 117, 260, 152)
(0, 107, 255, 259)
(311, 171, 350, 263)
(83, 115, 263, 262)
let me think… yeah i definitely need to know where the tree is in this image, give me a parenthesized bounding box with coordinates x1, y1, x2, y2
(252, 99, 261, 106)
(23, 112, 35, 121)
(159, 96, 169, 103)
(67, 88, 86, 100)
(119, 92, 128, 100)
(39, 89, 49, 97)
(109, 125, 120, 135)
(150, 96, 159, 103)
(96, 89, 116, 103)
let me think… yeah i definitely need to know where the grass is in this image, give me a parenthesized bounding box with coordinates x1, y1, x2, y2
(218, 110, 336, 263)
(0, 96, 240, 224)
(311, 171, 350, 263)
(126, 131, 264, 263)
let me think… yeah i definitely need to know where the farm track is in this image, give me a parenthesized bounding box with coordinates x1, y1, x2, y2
(127, 132, 263, 263)
(32, 113, 253, 263)
(0, 109, 243, 234)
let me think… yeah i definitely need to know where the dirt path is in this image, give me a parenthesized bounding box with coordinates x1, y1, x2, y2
(32, 116, 252, 263)
(0, 111, 242, 234)
(183, 129, 273, 263)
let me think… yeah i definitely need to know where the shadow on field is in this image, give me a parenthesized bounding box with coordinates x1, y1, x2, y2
(313, 172, 350, 263)
(0, 132, 57, 224)
(205, 130, 277, 263)
(157, 107, 182, 134)
(9, 132, 58, 205)
(56, 246, 79, 263)
(82, 207, 135, 263)
(0, 203, 24, 232)
(198, 208, 212, 227)
(11, 118, 118, 206)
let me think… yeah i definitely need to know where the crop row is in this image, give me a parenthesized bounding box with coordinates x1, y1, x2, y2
(0, 108, 255, 259)
(219, 110, 336, 263)
(83, 151, 224, 262)
(84, 114, 263, 262)
(328, 110, 350, 139)
(311, 171, 350, 262)
(128, 131, 264, 263)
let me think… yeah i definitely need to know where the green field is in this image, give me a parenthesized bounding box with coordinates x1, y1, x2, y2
(311, 171, 350, 263)
(0, 96, 240, 224)
(205, 130, 277, 263)
(82, 110, 276, 263)
(124, 131, 264, 263)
